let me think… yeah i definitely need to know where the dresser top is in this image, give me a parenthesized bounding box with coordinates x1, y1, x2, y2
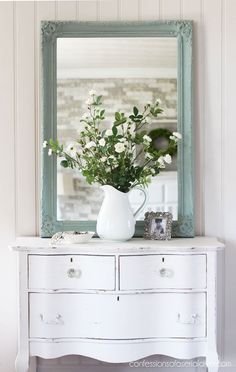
(11, 236, 224, 254)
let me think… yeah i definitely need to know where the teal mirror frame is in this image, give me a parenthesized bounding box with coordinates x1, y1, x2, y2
(41, 20, 194, 238)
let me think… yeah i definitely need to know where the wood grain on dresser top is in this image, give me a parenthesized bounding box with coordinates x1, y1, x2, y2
(11, 236, 224, 254)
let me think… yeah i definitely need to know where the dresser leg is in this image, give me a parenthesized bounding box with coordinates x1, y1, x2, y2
(207, 367, 219, 372)
(15, 352, 29, 372)
(206, 356, 219, 372)
(15, 353, 36, 372)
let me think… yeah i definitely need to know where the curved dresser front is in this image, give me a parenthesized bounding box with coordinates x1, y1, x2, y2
(12, 237, 224, 372)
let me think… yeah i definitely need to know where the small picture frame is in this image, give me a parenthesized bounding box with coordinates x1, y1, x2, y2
(143, 212, 173, 240)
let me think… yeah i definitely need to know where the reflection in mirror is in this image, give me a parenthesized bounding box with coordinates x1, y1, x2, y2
(57, 37, 178, 222)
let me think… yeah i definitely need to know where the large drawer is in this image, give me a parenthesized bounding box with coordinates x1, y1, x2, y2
(119, 254, 206, 290)
(30, 293, 206, 339)
(29, 255, 115, 290)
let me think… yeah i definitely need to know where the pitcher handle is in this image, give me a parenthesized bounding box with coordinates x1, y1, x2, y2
(132, 187, 147, 218)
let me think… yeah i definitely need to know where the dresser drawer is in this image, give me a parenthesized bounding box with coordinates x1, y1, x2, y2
(119, 254, 206, 290)
(29, 255, 115, 290)
(30, 293, 206, 339)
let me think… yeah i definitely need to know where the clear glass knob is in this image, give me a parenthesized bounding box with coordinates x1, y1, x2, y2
(159, 268, 174, 278)
(67, 268, 81, 278)
(159, 268, 167, 277)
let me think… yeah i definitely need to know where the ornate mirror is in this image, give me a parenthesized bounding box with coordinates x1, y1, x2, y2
(41, 21, 193, 237)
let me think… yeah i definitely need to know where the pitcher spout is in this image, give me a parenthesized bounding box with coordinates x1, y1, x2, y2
(100, 185, 127, 198)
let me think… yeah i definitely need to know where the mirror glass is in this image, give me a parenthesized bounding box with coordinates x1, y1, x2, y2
(56, 37, 178, 222)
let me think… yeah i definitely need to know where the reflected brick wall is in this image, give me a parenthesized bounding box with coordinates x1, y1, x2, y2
(57, 78, 177, 221)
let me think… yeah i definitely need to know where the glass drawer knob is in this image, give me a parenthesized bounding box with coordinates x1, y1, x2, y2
(67, 268, 81, 278)
(160, 268, 167, 276)
(159, 268, 174, 277)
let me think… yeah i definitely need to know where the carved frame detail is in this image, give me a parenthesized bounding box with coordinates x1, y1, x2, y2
(41, 20, 194, 238)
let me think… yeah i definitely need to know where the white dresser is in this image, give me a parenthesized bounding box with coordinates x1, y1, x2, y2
(12, 237, 224, 372)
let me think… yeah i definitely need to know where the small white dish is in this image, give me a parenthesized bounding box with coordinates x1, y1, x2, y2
(62, 231, 95, 244)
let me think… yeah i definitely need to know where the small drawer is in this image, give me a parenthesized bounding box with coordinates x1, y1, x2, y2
(29, 255, 115, 290)
(30, 292, 206, 339)
(119, 254, 206, 290)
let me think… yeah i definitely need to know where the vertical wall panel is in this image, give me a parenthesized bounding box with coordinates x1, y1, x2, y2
(140, 0, 160, 20)
(0, 3, 17, 372)
(120, 0, 140, 20)
(182, 0, 203, 235)
(203, 0, 223, 237)
(57, 1, 77, 20)
(223, 0, 236, 365)
(77, 1, 99, 20)
(160, 0, 181, 19)
(15, 1, 36, 236)
(0, 4, 15, 237)
(100, 0, 119, 20)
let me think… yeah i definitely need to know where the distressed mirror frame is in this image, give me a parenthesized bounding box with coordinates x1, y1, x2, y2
(41, 20, 194, 238)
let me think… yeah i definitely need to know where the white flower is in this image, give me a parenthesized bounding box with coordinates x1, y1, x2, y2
(170, 132, 182, 143)
(81, 113, 89, 120)
(86, 98, 93, 105)
(101, 156, 107, 163)
(48, 148, 52, 156)
(115, 142, 125, 153)
(150, 168, 156, 175)
(108, 155, 115, 160)
(173, 132, 182, 139)
(157, 156, 165, 168)
(43, 140, 48, 148)
(164, 154, 172, 164)
(66, 143, 77, 158)
(85, 141, 96, 149)
(89, 89, 96, 96)
(143, 135, 152, 143)
(145, 152, 154, 160)
(143, 135, 152, 142)
(99, 138, 106, 147)
(105, 129, 113, 136)
(155, 98, 162, 105)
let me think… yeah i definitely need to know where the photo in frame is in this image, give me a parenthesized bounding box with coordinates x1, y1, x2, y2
(143, 212, 172, 240)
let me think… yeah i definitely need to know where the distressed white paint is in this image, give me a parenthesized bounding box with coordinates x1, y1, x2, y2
(119, 254, 207, 290)
(13, 238, 223, 371)
(12, 236, 224, 252)
(30, 292, 206, 339)
(0, 0, 235, 371)
(29, 254, 116, 290)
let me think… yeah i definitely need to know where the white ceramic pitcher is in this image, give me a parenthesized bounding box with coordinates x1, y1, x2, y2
(96, 185, 147, 241)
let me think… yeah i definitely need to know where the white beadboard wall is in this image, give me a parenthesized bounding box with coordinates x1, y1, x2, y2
(0, 0, 235, 371)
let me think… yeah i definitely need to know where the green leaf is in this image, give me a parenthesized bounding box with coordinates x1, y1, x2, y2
(115, 112, 120, 121)
(61, 160, 69, 168)
(114, 118, 127, 126)
(133, 106, 138, 116)
(112, 126, 118, 135)
(96, 95, 102, 105)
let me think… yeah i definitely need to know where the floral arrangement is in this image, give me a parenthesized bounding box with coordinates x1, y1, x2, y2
(44, 91, 181, 193)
